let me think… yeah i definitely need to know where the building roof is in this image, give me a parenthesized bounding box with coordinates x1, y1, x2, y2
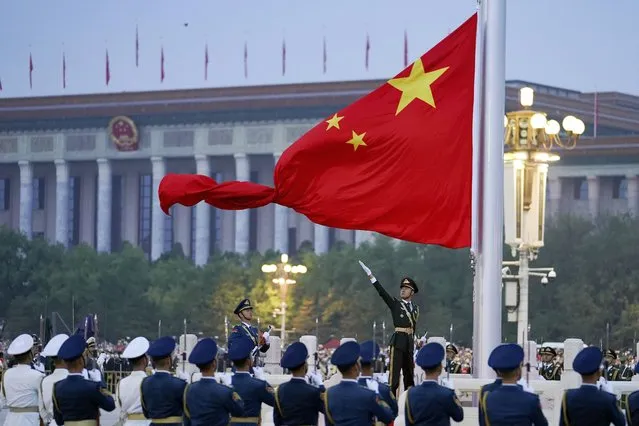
(1, 79, 638, 136)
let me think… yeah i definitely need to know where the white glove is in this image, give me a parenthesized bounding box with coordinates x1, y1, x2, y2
(440, 378, 455, 390)
(374, 373, 389, 384)
(366, 378, 380, 394)
(88, 370, 102, 383)
(358, 260, 376, 283)
(253, 367, 266, 381)
(306, 373, 323, 387)
(218, 372, 233, 386)
(262, 331, 270, 345)
(597, 377, 616, 396)
(176, 370, 190, 382)
(517, 378, 535, 394)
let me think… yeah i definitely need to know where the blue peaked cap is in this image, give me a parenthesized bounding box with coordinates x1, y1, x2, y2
(188, 338, 218, 365)
(488, 343, 524, 371)
(416, 342, 445, 369)
(280, 342, 308, 369)
(228, 335, 255, 361)
(331, 341, 360, 367)
(147, 336, 176, 358)
(359, 341, 380, 364)
(58, 334, 86, 362)
(573, 347, 603, 375)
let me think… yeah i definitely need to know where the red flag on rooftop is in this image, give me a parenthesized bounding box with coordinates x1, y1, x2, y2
(159, 14, 477, 248)
(365, 33, 370, 70)
(161, 46, 165, 82)
(205, 43, 209, 80)
(105, 49, 111, 86)
(62, 52, 67, 89)
(29, 53, 34, 89)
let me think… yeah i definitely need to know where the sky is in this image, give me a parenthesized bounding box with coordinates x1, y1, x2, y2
(1, 0, 638, 99)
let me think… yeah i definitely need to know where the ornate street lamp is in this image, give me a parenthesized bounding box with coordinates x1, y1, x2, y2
(502, 87, 583, 345)
(261, 254, 307, 346)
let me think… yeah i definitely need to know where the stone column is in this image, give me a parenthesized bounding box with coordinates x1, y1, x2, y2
(314, 224, 329, 254)
(547, 178, 561, 217)
(273, 153, 289, 254)
(264, 336, 283, 374)
(561, 338, 584, 391)
(18, 160, 33, 239)
(194, 155, 211, 266)
(96, 158, 112, 252)
(151, 157, 166, 261)
(54, 160, 69, 246)
(355, 230, 374, 247)
(300, 335, 318, 373)
(587, 175, 600, 218)
(627, 175, 638, 216)
(234, 153, 250, 254)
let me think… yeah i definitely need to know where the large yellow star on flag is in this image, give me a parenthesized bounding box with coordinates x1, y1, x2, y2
(346, 131, 367, 151)
(388, 60, 449, 115)
(325, 113, 344, 131)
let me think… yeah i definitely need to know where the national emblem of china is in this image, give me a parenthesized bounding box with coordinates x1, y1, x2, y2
(108, 116, 139, 152)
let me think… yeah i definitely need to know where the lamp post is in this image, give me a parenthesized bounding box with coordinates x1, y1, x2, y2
(261, 253, 307, 346)
(503, 86, 584, 345)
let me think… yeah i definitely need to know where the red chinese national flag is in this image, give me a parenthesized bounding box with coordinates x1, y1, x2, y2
(159, 13, 477, 248)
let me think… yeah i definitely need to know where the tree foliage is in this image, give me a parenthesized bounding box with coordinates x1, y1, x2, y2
(1, 214, 638, 348)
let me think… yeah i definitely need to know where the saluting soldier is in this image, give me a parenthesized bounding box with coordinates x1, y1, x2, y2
(52, 334, 116, 426)
(560, 346, 625, 426)
(183, 338, 244, 426)
(140, 336, 186, 426)
(117, 337, 151, 426)
(273, 342, 324, 426)
(405, 342, 463, 425)
(2, 334, 45, 426)
(604, 349, 622, 381)
(358, 340, 398, 424)
(38, 334, 70, 426)
(228, 335, 275, 425)
(539, 347, 562, 381)
(445, 344, 462, 375)
(323, 341, 395, 425)
(483, 344, 547, 426)
(359, 260, 419, 397)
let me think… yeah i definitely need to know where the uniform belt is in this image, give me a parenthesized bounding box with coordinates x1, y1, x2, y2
(395, 327, 414, 334)
(127, 414, 147, 420)
(150, 417, 182, 424)
(230, 417, 260, 423)
(8, 406, 39, 413)
(65, 421, 98, 426)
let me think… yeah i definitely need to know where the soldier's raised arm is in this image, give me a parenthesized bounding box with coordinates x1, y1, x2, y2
(358, 260, 394, 309)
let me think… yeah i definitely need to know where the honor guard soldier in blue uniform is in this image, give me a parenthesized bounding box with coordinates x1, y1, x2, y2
(478, 347, 505, 426)
(625, 363, 639, 425)
(358, 340, 398, 423)
(230, 299, 270, 354)
(560, 346, 625, 426)
(323, 341, 395, 426)
(483, 344, 547, 426)
(52, 334, 116, 426)
(140, 336, 187, 426)
(228, 335, 275, 425)
(404, 342, 463, 425)
(183, 338, 244, 426)
(273, 342, 324, 426)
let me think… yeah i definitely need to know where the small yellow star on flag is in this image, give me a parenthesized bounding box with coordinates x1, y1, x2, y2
(325, 113, 344, 131)
(346, 131, 367, 151)
(388, 59, 449, 115)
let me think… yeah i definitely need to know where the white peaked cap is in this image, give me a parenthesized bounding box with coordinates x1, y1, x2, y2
(42, 334, 70, 357)
(8, 334, 35, 356)
(122, 337, 150, 359)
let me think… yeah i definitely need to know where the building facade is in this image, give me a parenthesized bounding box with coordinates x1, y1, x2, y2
(0, 80, 638, 264)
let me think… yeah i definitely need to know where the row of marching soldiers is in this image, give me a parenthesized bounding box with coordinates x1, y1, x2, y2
(3, 332, 639, 426)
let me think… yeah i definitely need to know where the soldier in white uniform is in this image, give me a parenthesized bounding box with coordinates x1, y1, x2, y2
(37, 334, 69, 426)
(1, 334, 44, 426)
(117, 337, 151, 426)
